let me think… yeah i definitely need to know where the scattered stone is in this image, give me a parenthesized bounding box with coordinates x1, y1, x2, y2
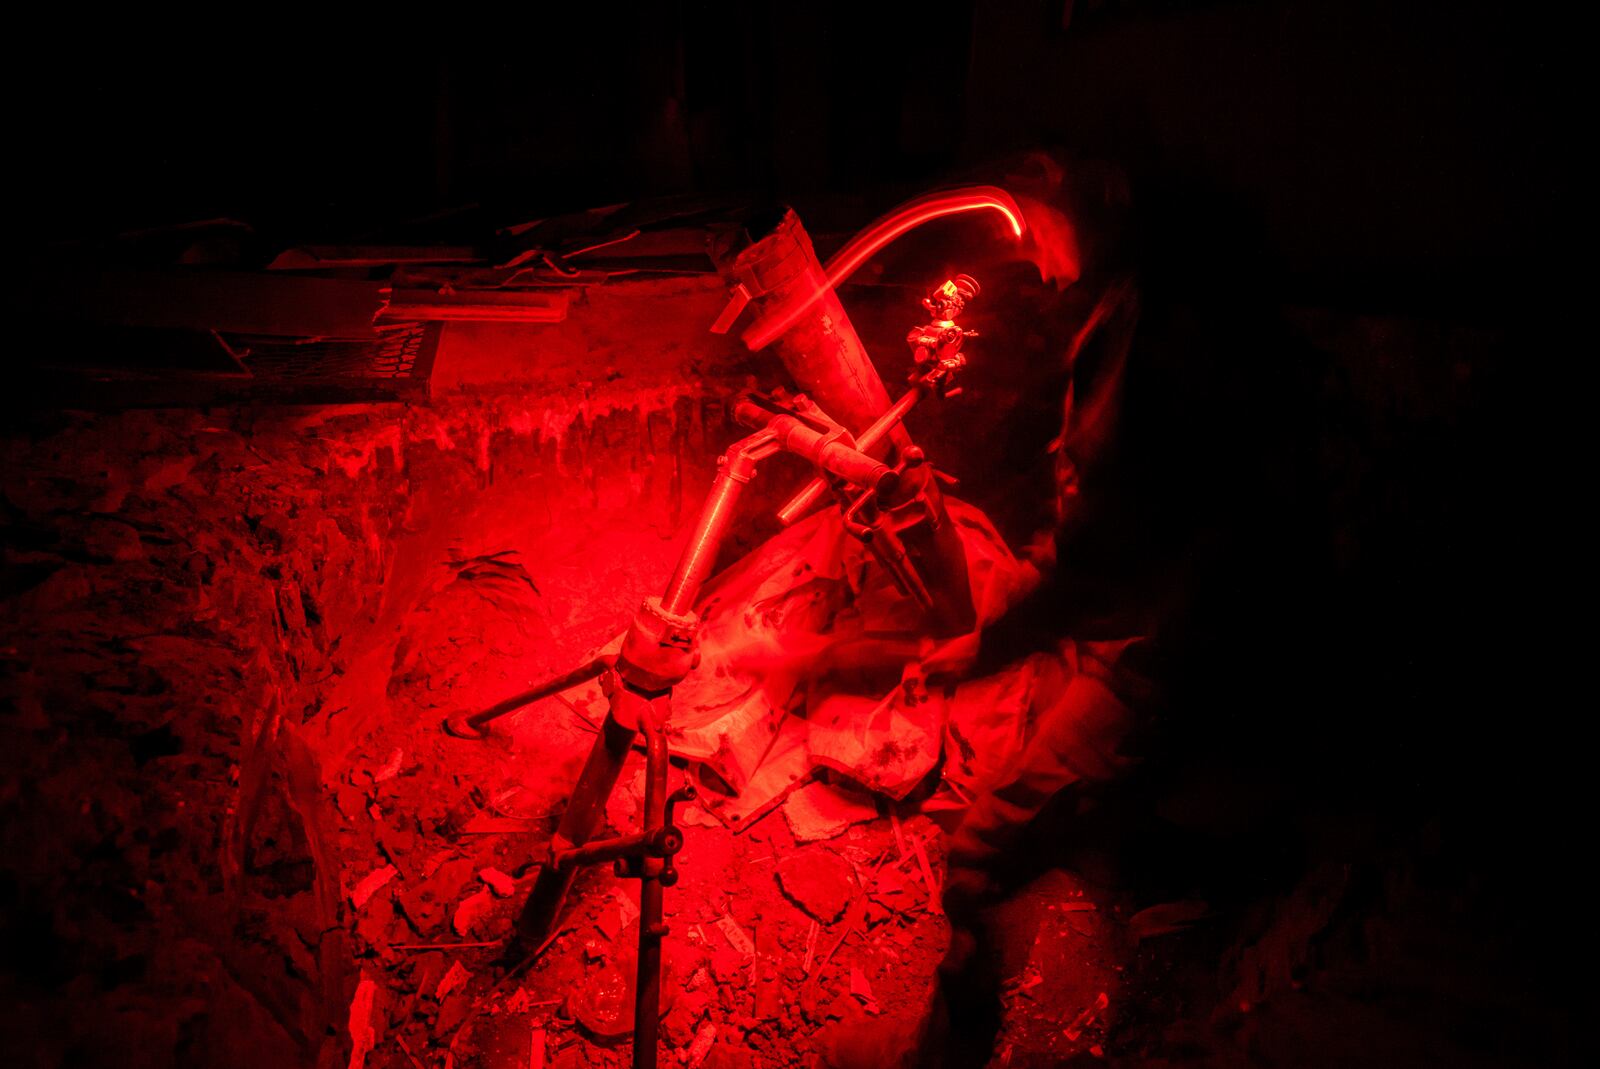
(434, 960, 471, 1002)
(595, 899, 627, 941)
(376, 833, 414, 878)
(679, 803, 722, 829)
(478, 867, 516, 897)
(783, 780, 878, 843)
(350, 864, 398, 910)
(1001, 968, 1045, 1002)
(662, 997, 701, 1047)
(714, 914, 753, 956)
(685, 1022, 717, 1068)
(869, 865, 916, 914)
(572, 956, 638, 1040)
(614, 888, 639, 928)
(453, 889, 495, 936)
(775, 848, 857, 925)
(346, 975, 380, 1069)
(371, 748, 405, 784)
(1063, 991, 1111, 1041)
(142, 454, 197, 493)
(397, 856, 475, 934)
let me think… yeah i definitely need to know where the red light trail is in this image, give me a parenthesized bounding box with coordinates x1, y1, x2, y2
(742, 185, 1026, 350)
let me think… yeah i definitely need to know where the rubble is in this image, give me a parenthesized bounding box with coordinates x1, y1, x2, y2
(714, 914, 754, 956)
(867, 866, 917, 915)
(0, 367, 1100, 1068)
(776, 848, 858, 925)
(782, 780, 879, 843)
(684, 1021, 717, 1067)
(371, 748, 406, 784)
(1063, 992, 1110, 1042)
(350, 864, 398, 910)
(452, 888, 496, 936)
(572, 955, 639, 1039)
(662, 992, 704, 1047)
(398, 856, 476, 933)
(529, 1026, 547, 1069)
(801, 920, 820, 975)
(346, 975, 380, 1069)
(479, 866, 517, 897)
(434, 961, 471, 1002)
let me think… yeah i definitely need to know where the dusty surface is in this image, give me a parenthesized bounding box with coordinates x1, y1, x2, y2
(0, 269, 1105, 1068)
(333, 690, 1129, 1069)
(0, 281, 776, 1067)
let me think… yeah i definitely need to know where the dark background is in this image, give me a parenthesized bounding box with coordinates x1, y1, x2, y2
(18, 1, 1558, 312)
(7, 2, 1571, 1065)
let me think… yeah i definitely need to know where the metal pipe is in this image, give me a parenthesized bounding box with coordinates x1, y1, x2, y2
(721, 210, 914, 449)
(732, 400, 898, 493)
(632, 718, 670, 1069)
(553, 829, 657, 871)
(777, 384, 928, 526)
(444, 655, 613, 739)
(661, 456, 748, 617)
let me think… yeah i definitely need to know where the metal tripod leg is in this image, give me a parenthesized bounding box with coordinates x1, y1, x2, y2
(514, 710, 636, 952)
(630, 709, 671, 1069)
(512, 685, 681, 1069)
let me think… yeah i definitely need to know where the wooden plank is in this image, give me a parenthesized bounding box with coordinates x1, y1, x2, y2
(384, 289, 570, 323)
(268, 245, 484, 270)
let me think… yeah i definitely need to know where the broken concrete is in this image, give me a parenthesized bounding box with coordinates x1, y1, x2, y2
(776, 848, 859, 925)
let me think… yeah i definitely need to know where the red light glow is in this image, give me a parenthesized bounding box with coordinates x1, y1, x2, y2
(743, 185, 1026, 350)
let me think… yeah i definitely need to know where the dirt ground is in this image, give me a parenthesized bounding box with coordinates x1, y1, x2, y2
(334, 661, 1129, 1069)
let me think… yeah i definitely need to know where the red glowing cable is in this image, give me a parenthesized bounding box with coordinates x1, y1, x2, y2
(742, 185, 1027, 350)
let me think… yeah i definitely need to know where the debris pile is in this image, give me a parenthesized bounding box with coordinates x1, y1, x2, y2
(2, 302, 1129, 1067)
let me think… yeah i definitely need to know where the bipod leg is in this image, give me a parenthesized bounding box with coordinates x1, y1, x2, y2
(512, 709, 635, 955)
